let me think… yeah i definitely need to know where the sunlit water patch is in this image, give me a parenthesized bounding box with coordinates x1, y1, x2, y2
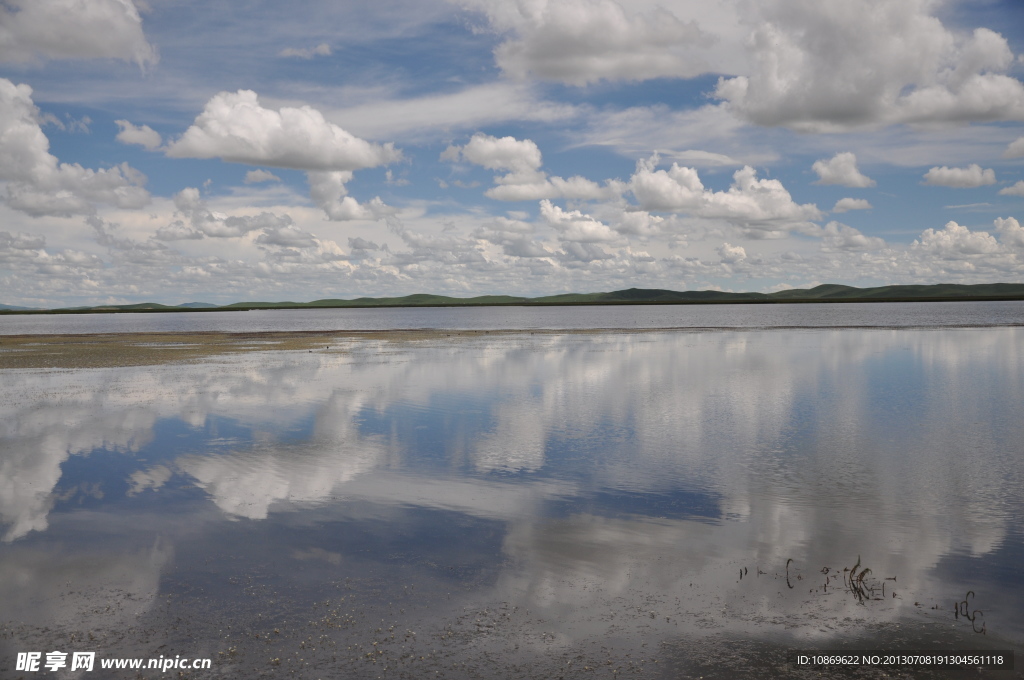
(1, 328, 1022, 678)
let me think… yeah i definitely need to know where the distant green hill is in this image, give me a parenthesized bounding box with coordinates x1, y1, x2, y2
(533, 288, 769, 304)
(219, 294, 531, 309)
(5, 282, 1024, 314)
(785, 283, 1024, 299)
(533, 283, 1024, 304)
(54, 302, 182, 311)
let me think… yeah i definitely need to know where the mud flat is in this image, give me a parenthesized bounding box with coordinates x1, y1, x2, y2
(3, 566, 1020, 680)
(0, 329, 610, 370)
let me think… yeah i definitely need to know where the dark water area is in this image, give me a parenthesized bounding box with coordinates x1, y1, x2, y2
(1, 327, 1022, 678)
(1, 299, 1023, 334)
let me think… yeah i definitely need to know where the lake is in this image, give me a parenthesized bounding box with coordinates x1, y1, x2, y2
(2, 299, 1024, 334)
(1, 306, 1022, 678)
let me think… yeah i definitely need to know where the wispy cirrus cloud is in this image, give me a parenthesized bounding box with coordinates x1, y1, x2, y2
(278, 43, 331, 59)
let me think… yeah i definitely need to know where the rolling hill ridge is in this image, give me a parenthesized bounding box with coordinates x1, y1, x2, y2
(3, 283, 1024, 313)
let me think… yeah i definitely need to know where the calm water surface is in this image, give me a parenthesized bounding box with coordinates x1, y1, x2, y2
(2, 299, 1024, 334)
(1, 325, 1022, 678)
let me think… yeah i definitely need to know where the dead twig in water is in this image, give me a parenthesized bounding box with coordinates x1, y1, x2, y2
(955, 591, 987, 634)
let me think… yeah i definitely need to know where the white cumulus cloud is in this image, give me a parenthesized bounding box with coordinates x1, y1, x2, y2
(717, 242, 747, 263)
(473, 216, 553, 258)
(629, 155, 822, 228)
(821, 221, 885, 251)
(455, 0, 713, 85)
(912, 221, 1001, 258)
(611, 209, 663, 237)
(832, 198, 873, 213)
(155, 187, 294, 240)
(922, 164, 996, 188)
(561, 241, 613, 262)
(115, 120, 162, 150)
(166, 90, 401, 171)
(442, 132, 542, 175)
(255, 225, 320, 249)
(442, 132, 614, 201)
(1004, 136, 1024, 159)
(714, 0, 1024, 131)
(0, 0, 156, 67)
(0, 79, 150, 217)
(243, 169, 281, 184)
(998, 181, 1024, 197)
(307, 171, 394, 221)
(487, 175, 611, 201)
(539, 199, 620, 243)
(812, 152, 876, 187)
(994, 217, 1024, 248)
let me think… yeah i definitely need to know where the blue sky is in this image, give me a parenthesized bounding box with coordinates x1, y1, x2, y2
(1, 0, 1024, 306)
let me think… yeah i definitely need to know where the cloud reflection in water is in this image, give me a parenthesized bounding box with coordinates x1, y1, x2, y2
(1, 328, 1022, 648)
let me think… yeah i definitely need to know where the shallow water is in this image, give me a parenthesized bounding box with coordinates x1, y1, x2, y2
(2, 299, 1023, 334)
(1, 327, 1022, 678)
